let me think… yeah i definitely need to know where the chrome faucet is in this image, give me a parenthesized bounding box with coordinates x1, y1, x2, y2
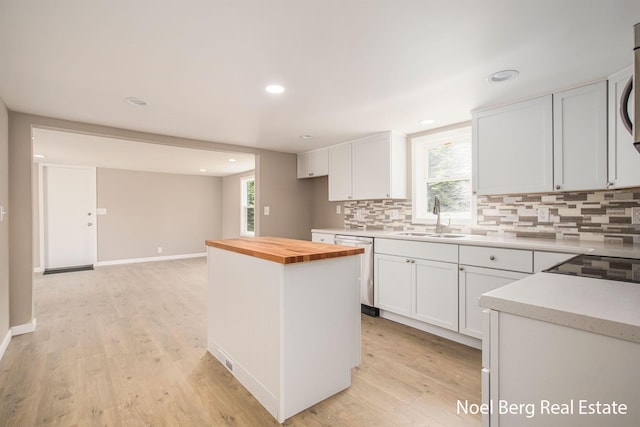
(433, 196, 443, 234)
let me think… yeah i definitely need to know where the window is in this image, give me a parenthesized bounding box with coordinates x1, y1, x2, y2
(412, 126, 474, 224)
(241, 176, 255, 236)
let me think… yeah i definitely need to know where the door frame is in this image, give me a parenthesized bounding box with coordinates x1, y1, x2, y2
(38, 163, 97, 270)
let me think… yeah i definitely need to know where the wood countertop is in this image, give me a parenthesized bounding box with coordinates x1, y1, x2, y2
(205, 237, 364, 264)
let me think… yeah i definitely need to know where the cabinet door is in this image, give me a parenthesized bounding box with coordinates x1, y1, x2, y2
(553, 81, 607, 192)
(328, 143, 353, 201)
(297, 149, 328, 179)
(458, 266, 528, 339)
(352, 132, 407, 200)
(472, 95, 553, 195)
(608, 67, 640, 188)
(374, 254, 412, 316)
(415, 259, 459, 331)
(352, 133, 390, 200)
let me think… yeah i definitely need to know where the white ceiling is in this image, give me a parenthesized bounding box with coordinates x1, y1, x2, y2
(1, 1, 639, 154)
(32, 128, 255, 177)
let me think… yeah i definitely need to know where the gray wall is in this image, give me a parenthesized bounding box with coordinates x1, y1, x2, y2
(309, 176, 345, 229)
(8, 112, 32, 327)
(0, 99, 9, 343)
(97, 168, 222, 261)
(255, 151, 313, 240)
(222, 170, 255, 239)
(8, 112, 312, 329)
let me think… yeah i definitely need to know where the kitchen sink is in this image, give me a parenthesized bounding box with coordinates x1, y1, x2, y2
(427, 233, 467, 238)
(393, 232, 467, 239)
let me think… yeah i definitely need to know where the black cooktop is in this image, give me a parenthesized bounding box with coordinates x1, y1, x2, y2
(545, 254, 640, 284)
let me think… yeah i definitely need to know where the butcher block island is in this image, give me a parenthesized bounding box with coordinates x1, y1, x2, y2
(205, 237, 364, 423)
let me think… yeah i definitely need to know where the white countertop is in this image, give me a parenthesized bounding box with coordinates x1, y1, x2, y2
(479, 272, 640, 344)
(312, 228, 640, 257)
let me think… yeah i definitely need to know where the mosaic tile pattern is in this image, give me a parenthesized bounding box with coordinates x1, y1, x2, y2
(343, 188, 640, 244)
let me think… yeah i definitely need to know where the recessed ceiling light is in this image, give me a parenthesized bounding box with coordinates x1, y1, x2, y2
(228, 158, 237, 163)
(265, 85, 285, 94)
(33, 154, 45, 158)
(125, 97, 148, 106)
(199, 168, 207, 172)
(488, 70, 519, 83)
(420, 119, 435, 125)
(300, 134, 313, 139)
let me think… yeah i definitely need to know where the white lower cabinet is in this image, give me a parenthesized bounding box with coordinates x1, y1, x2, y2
(485, 311, 640, 426)
(458, 266, 528, 339)
(415, 260, 459, 331)
(374, 239, 459, 332)
(375, 254, 413, 316)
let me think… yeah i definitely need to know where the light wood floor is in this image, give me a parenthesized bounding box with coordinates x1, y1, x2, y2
(0, 258, 481, 426)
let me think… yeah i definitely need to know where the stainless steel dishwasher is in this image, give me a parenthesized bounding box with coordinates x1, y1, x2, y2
(334, 235, 378, 317)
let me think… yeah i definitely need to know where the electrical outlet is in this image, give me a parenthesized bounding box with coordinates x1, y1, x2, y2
(336, 205, 341, 214)
(157, 247, 163, 254)
(390, 210, 399, 220)
(356, 209, 365, 220)
(537, 207, 550, 222)
(632, 207, 640, 225)
(264, 206, 270, 216)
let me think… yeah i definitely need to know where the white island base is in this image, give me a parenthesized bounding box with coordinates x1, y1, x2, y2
(207, 243, 361, 423)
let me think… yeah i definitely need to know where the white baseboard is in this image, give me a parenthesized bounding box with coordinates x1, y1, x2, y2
(0, 329, 10, 361)
(95, 252, 206, 267)
(12, 318, 37, 336)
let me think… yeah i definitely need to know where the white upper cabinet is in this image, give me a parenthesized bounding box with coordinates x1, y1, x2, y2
(328, 143, 353, 200)
(472, 95, 553, 195)
(553, 81, 608, 192)
(608, 67, 640, 189)
(297, 148, 328, 179)
(328, 131, 407, 201)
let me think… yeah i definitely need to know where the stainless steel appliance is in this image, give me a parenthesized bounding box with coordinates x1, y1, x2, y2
(334, 235, 378, 316)
(545, 254, 640, 284)
(620, 22, 640, 153)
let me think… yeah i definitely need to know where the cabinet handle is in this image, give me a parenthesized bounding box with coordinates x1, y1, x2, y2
(459, 267, 464, 271)
(555, 185, 561, 190)
(308, 173, 314, 177)
(489, 255, 496, 261)
(606, 182, 614, 189)
(348, 196, 352, 199)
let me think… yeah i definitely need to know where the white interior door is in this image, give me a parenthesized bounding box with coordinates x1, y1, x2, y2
(44, 165, 96, 269)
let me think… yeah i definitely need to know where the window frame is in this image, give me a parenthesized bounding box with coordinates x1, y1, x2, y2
(240, 176, 255, 237)
(411, 125, 476, 225)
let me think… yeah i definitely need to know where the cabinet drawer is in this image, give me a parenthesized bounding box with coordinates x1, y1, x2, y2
(311, 233, 335, 244)
(533, 251, 576, 273)
(459, 246, 532, 273)
(375, 238, 458, 263)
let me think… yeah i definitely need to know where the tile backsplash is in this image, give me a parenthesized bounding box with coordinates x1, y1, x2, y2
(343, 188, 640, 244)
